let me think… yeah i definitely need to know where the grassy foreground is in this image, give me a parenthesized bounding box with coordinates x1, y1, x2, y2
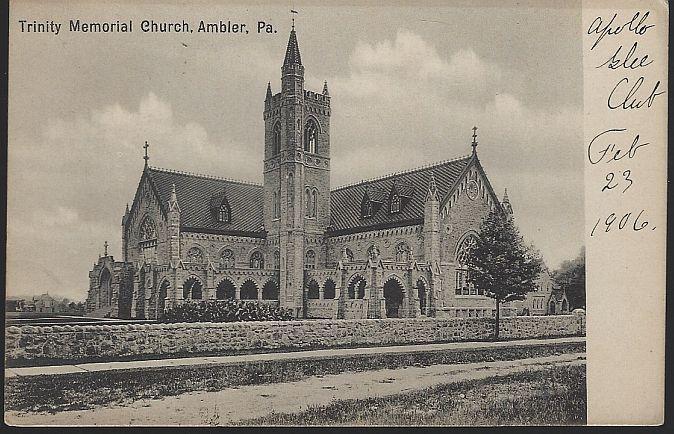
(236, 364, 587, 426)
(5, 341, 583, 413)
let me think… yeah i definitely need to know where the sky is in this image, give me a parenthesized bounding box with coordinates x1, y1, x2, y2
(8, 1, 583, 301)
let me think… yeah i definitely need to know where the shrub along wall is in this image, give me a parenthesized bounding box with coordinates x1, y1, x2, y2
(4, 313, 585, 366)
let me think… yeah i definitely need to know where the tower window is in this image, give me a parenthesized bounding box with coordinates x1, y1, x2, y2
(305, 250, 316, 269)
(272, 191, 280, 219)
(272, 122, 281, 155)
(304, 119, 318, 154)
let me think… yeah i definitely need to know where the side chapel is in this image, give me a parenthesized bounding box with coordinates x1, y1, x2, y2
(87, 27, 523, 320)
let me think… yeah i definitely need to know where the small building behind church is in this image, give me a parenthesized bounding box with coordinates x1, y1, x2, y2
(87, 28, 537, 321)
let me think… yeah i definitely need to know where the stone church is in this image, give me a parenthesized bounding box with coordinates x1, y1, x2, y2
(87, 28, 520, 320)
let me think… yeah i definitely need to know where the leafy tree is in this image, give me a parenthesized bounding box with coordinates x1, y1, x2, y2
(466, 211, 543, 339)
(553, 247, 586, 310)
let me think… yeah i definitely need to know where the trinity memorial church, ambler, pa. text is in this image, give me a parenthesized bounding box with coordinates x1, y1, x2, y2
(87, 28, 566, 320)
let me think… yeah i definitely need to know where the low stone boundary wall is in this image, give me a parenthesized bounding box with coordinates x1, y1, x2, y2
(4, 313, 585, 366)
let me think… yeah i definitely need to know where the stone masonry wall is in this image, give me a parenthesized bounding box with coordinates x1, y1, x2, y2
(5, 313, 585, 366)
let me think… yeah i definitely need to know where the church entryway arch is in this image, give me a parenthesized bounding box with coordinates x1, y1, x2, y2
(262, 280, 279, 300)
(306, 279, 320, 299)
(384, 278, 404, 318)
(240, 280, 258, 300)
(347, 275, 366, 299)
(216, 279, 236, 300)
(417, 278, 427, 315)
(157, 280, 169, 319)
(549, 300, 556, 314)
(99, 268, 112, 307)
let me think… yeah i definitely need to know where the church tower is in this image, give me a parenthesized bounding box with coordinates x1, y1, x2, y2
(263, 27, 331, 317)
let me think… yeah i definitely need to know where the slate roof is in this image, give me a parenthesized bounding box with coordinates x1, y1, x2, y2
(146, 167, 265, 236)
(329, 155, 473, 235)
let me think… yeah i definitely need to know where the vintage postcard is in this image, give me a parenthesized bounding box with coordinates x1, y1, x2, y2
(4, 0, 667, 427)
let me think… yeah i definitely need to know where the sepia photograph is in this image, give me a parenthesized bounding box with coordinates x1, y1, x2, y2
(4, 0, 667, 427)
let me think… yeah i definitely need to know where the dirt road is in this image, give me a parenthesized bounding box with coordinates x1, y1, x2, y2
(6, 352, 585, 426)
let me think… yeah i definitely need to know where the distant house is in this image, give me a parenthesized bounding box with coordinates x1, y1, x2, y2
(31, 293, 56, 313)
(516, 267, 569, 316)
(5, 298, 26, 312)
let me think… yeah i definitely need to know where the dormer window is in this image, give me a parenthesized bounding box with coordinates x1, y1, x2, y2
(362, 200, 373, 218)
(390, 193, 400, 213)
(210, 191, 231, 223)
(218, 204, 230, 222)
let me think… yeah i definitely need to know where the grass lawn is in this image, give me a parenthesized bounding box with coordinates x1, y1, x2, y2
(4, 341, 584, 414)
(235, 364, 587, 426)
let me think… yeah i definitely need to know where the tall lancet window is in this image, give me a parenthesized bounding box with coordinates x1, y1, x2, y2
(272, 122, 281, 155)
(304, 119, 318, 154)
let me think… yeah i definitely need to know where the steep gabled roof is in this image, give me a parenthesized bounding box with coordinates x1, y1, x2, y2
(146, 167, 265, 236)
(329, 156, 473, 234)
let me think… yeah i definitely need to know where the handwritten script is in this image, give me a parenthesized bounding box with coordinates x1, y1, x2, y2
(586, 10, 663, 237)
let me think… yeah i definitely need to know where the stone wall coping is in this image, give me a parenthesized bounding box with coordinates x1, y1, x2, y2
(8, 315, 578, 334)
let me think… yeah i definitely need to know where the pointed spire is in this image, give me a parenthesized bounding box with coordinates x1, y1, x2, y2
(502, 188, 510, 203)
(169, 183, 181, 212)
(143, 140, 150, 167)
(471, 126, 478, 155)
(265, 82, 272, 100)
(323, 81, 329, 96)
(104, 241, 109, 257)
(125, 203, 130, 214)
(283, 27, 302, 67)
(426, 171, 439, 201)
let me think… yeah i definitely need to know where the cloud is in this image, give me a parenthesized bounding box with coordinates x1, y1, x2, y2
(310, 30, 583, 269)
(8, 92, 252, 300)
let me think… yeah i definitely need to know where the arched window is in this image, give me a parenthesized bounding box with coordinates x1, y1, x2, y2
(348, 276, 367, 299)
(305, 250, 316, 270)
(306, 279, 320, 299)
(304, 119, 318, 153)
(323, 279, 336, 299)
(311, 190, 318, 218)
(250, 251, 264, 269)
(183, 277, 203, 300)
(139, 216, 157, 241)
(455, 235, 479, 296)
(367, 245, 380, 261)
(287, 172, 294, 206)
(186, 247, 204, 263)
(272, 191, 280, 219)
(272, 122, 281, 155)
(395, 242, 410, 263)
(274, 250, 280, 269)
(344, 248, 354, 263)
(305, 188, 311, 217)
(220, 249, 235, 269)
(218, 204, 230, 222)
(390, 193, 401, 213)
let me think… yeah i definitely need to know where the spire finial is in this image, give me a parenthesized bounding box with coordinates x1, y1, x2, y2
(290, 9, 298, 30)
(323, 80, 329, 96)
(503, 188, 509, 202)
(471, 126, 478, 154)
(104, 241, 109, 257)
(265, 81, 272, 100)
(143, 140, 150, 167)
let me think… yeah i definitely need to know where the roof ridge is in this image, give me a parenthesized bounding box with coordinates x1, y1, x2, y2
(148, 166, 263, 187)
(331, 154, 473, 192)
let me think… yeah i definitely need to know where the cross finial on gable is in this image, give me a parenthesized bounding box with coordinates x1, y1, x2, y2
(143, 141, 150, 167)
(104, 241, 109, 257)
(471, 126, 478, 154)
